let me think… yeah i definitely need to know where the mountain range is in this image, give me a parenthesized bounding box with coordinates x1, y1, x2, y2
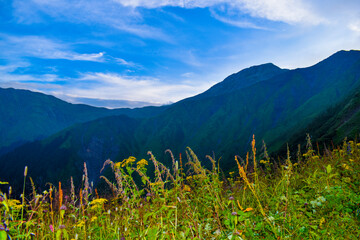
(1, 50, 360, 193)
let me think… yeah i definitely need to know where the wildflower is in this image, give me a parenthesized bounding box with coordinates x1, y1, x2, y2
(146, 192, 152, 197)
(90, 198, 107, 210)
(59, 225, 66, 229)
(60, 205, 67, 210)
(49, 225, 54, 232)
(7, 199, 22, 209)
(229, 196, 234, 200)
(183, 185, 191, 192)
(137, 159, 148, 169)
(319, 217, 325, 226)
(90, 198, 107, 205)
(114, 162, 121, 169)
(243, 207, 253, 212)
(91, 216, 97, 222)
(231, 212, 238, 216)
(304, 203, 308, 206)
(120, 156, 136, 167)
(76, 221, 85, 228)
(150, 181, 163, 187)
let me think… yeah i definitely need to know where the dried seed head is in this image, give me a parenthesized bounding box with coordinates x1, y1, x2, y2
(24, 166, 28, 177)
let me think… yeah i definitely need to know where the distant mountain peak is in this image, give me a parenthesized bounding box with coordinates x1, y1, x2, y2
(201, 62, 287, 98)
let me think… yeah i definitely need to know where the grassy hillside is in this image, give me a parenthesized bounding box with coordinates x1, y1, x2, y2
(0, 138, 359, 239)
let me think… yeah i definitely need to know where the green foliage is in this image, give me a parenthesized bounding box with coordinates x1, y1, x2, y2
(1, 138, 360, 239)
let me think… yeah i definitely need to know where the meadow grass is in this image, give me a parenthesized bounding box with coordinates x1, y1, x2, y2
(0, 137, 360, 239)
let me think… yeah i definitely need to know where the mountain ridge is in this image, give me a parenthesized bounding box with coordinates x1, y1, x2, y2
(1, 50, 360, 192)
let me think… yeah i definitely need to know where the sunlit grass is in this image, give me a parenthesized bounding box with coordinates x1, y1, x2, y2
(1, 137, 360, 239)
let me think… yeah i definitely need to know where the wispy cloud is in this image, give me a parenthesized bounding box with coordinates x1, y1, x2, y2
(0, 68, 215, 104)
(0, 35, 106, 62)
(209, 8, 269, 30)
(73, 72, 213, 103)
(12, 0, 172, 42)
(115, 0, 322, 25)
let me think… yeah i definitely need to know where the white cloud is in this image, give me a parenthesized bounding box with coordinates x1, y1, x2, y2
(0, 68, 214, 104)
(209, 9, 268, 30)
(73, 72, 213, 103)
(115, 0, 322, 25)
(349, 21, 360, 34)
(181, 72, 196, 78)
(1, 35, 106, 62)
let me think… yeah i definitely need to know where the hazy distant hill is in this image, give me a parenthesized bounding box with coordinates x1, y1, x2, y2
(0, 88, 167, 155)
(2, 50, 360, 191)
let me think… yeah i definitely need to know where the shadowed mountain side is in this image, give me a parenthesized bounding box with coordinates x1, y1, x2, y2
(0, 87, 168, 155)
(0, 115, 140, 191)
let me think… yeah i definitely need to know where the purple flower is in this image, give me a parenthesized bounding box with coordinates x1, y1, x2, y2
(59, 224, 66, 229)
(49, 225, 54, 232)
(304, 202, 308, 206)
(146, 192, 152, 197)
(60, 205, 67, 210)
(347, 143, 352, 155)
(231, 212, 238, 216)
(229, 196, 234, 200)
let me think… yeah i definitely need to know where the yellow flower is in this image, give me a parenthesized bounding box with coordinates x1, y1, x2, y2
(319, 217, 325, 226)
(311, 155, 319, 160)
(137, 159, 148, 169)
(183, 185, 191, 192)
(90, 198, 107, 205)
(260, 159, 269, 164)
(342, 163, 350, 170)
(90, 198, 107, 210)
(243, 207, 254, 213)
(76, 220, 85, 227)
(121, 156, 136, 167)
(7, 199, 22, 210)
(150, 181, 163, 187)
(90, 216, 97, 222)
(114, 162, 121, 169)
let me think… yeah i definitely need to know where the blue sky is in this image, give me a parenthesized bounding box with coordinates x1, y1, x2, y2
(1, 0, 360, 108)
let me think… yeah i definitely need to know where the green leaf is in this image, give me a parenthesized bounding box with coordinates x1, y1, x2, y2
(56, 229, 62, 240)
(326, 164, 332, 174)
(0, 231, 8, 240)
